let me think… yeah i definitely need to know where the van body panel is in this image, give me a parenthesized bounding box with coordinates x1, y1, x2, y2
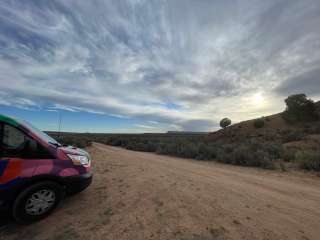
(0, 114, 92, 212)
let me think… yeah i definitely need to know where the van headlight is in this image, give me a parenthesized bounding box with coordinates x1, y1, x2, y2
(67, 154, 90, 166)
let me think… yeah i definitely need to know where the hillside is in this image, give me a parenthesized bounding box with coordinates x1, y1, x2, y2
(208, 101, 320, 147)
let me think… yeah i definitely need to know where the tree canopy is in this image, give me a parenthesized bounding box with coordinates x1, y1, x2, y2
(220, 118, 232, 129)
(283, 94, 318, 123)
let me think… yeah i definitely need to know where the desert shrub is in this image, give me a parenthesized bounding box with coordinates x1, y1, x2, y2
(314, 125, 320, 134)
(54, 135, 92, 148)
(254, 150, 276, 169)
(216, 150, 232, 164)
(263, 142, 282, 159)
(282, 94, 318, 123)
(254, 118, 265, 128)
(75, 140, 89, 148)
(217, 143, 275, 169)
(305, 124, 320, 134)
(196, 143, 217, 160)
(283, 131, 304, 143)
(176, 142, 200, 158)
(123, 140, 157, 152)
(156, 142, 179, 155)
(229, 145, 252, 165)
(280, 148, 296, 162)
(143, 142, 158, 152)
(154, 141, 219, 160)
(295, 151, 320, 171)
(108, 137, 122, 146)
(125, 142, 140, 151)
(279, 162, 287, 172)
(223, 144, 235, 154)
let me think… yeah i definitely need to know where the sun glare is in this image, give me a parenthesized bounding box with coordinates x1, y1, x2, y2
(253, 93, 264, 105)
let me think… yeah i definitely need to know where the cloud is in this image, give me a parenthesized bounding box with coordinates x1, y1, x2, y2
(275, 68, 320, 97)
(178, 119, 217, 132)
(134, 124, 157, 129)
(1, 0, 320, 131)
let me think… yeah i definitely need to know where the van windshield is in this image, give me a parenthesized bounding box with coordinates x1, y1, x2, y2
(21, 120, 62, 147)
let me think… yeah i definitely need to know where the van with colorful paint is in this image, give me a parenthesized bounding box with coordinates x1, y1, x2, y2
(0, 114, 92, 223)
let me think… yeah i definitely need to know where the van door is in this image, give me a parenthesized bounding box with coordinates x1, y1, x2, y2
(0, 123, 38, 188)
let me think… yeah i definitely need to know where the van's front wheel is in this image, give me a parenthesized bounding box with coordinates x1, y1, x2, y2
(13, 181, 63, 224)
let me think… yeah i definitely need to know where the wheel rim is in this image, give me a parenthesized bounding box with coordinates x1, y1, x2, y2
(25, 189, 56, 216)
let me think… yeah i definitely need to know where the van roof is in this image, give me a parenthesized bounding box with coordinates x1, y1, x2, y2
(0, 114, 19, 127)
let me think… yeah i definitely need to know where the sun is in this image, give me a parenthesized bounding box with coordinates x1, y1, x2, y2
(253, 93, 264, 105)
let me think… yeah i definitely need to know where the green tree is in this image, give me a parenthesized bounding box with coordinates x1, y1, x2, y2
(220, 118, 232, 129)
(283, 94, 318, 123)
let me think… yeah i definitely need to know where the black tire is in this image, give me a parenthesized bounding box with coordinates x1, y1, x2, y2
(12, 181, 63, 224)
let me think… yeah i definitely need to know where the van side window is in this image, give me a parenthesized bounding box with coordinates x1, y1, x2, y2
(3, 124, 26, 150)
(1, 124, 52, 159)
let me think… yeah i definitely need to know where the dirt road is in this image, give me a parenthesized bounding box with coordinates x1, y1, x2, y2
(1, 143, 320, 240)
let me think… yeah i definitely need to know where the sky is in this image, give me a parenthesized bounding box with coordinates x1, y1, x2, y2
(0, 0, 320, 133)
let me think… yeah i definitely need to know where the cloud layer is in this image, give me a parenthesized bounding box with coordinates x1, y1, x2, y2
(1, 0, 320, 131)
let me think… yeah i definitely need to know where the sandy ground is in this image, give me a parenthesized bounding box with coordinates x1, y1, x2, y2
(1, 143, 320, 240)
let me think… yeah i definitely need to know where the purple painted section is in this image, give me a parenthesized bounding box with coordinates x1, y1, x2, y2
(59, 168, 79, 177)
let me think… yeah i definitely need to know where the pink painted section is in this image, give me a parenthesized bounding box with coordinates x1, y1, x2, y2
(20, 160, 39, 177)
(59, 168, 79, 177)
(33, 160, 54, 175)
